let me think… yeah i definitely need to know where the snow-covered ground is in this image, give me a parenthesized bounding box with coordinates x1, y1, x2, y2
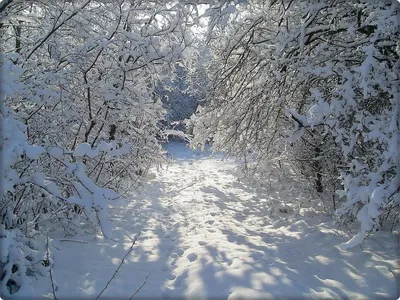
(34, 142, 398, 299)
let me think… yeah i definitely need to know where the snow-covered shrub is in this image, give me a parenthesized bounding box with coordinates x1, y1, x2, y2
(1, 55, 120, 296)
(192, 0, 399, 247)
(156, 65, 199, 135)
(0, 225, 51, 297)
(286, 127, 343, 209)
(1, 1, 207, 295)
(281, 0, 400, 248)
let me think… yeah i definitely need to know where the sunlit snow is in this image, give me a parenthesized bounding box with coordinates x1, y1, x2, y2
(33, 142, 398, 299)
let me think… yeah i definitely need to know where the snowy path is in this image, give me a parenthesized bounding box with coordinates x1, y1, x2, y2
(38, 142, 398, 299)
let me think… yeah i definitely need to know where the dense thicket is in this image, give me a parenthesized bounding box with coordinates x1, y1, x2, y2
(192, 0, 399, 248)
(156, 65, 200, 134)
(0, 0, 211, 295)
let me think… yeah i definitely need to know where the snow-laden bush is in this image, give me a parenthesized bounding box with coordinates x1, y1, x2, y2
(0, 225, 51, 297)
(281, 1, 400, 249)
(1, 55, 121, 296)
(192, 0, 399, 247)
(156, 65, 202, 136)
(0, 0, 207, 295)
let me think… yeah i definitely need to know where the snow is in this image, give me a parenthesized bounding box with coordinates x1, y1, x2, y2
(73, 141, 131, 158)
(32, 142, 398, 299)
(222, 5, 236, 15)
(73, 143, 92, 157)
(47, 146, 64, 158)
(0, 225, 9, 263)
(25, 145, 45, 159)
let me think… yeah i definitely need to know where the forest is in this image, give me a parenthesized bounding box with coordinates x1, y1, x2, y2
(0, 0, 399, 298)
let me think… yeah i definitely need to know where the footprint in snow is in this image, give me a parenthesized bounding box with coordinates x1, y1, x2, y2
(174, 248, 184, 256)
(226, 236, 236, 243)
(168, 274, 176, 280)
(286, 248, 301, 256)
(250, 252, 263, 261)
(198, 241, 207, 246)
(205, 219, 215, 225)
(160, 243, 174, 252)
(187, 253, 198, 262)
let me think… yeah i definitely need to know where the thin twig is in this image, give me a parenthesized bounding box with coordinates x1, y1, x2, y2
(166, 182, 198, 228)
(95, 232, 141, 300)
(128, 272, 151, 300)
(59, 239, 88, 244)
(170, 198, 189, 228)
(390, 212, 399, 233)
(388, 267, 397, 280)
(173, 181, 198, 194)
(47, 235, 58, 300)
(140, 184, 190, 228)
(25, 0, 92, 60)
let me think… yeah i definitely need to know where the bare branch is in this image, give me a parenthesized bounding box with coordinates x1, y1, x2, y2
(95, 232, 141, 300)
(128, 272, 151, 300)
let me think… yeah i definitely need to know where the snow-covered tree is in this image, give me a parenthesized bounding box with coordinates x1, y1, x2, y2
(192, 0, 399, 247)
(156, 64, 202, 135)
(0, 0, 208, 296)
